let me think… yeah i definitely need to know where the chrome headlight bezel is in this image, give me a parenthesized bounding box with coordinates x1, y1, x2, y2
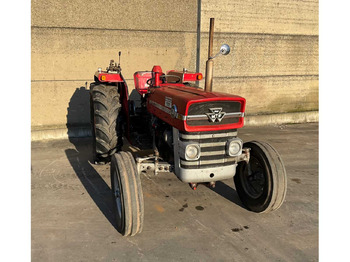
(226, 138, 243, 157)
(178, 141, 201, 161)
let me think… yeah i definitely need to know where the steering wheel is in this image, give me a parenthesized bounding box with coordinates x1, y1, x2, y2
(146, 78, 154, 86)
(160, 75, 181, 83)
(146, 75, 182, 86)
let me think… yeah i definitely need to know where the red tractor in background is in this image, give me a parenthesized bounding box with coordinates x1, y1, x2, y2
(90, 19, 287, 236)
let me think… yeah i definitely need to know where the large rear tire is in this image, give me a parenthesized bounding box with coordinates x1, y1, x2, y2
(111, 151, 144, 236)
(90, 83, 121, 163)
(234, 141, 287, 213)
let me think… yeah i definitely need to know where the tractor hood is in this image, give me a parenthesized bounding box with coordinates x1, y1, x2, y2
(147, 84, 246, 132)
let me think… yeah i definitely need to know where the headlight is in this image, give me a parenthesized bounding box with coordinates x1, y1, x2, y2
(178, 141, 201, 161)
(185, 144, 200, 160)
(226, 138, 242, 156)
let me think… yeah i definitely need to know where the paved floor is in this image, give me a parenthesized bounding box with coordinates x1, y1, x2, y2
(31, 123, 318, 262)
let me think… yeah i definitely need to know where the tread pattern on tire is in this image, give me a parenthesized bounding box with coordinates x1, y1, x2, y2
(123, 152, 144, 234)
(255, 141, 287, 213)
(91, 83, 121, 158)
(235, 141, 287, 213)
(111, 152, 144, 236)
(111, 154, 132, 236)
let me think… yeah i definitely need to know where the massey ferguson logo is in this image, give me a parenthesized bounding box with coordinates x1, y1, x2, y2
(206, 108, 226, 122)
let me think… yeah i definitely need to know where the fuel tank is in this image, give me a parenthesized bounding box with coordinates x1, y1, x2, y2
(147, 84, 246, 132)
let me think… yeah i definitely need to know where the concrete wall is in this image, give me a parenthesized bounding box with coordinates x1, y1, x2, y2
(199, 0, 319, 116)
(31, 0, 198, 131)
(31, 0, 318, 139)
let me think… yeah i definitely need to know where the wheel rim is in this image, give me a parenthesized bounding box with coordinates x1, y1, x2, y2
(241, 156, 266, 199)
(112, 168, 122, 218)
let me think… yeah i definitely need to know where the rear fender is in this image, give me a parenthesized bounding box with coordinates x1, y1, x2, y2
(94, 72, 124, 82)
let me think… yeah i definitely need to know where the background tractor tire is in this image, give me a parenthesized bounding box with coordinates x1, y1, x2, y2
(111, 151, 144, 236)
(234, 141, 287, 213)
(90, 83, 121, 163)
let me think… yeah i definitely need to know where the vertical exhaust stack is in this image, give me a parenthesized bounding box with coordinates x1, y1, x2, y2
(204, 18, 231, 93)
(204, 18, 215, 92)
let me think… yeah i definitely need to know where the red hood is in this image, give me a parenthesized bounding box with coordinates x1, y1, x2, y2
(159, 84, 244, 101)
(147, 84, 246, 132)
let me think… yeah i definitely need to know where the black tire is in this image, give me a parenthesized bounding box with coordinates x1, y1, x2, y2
(89, 94, 98, 163)
(110, 152, 144, 236)
(90, 83, 121, 162)
(234, 141, 287, 213)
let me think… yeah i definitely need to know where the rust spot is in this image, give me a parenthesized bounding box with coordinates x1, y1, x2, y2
(154, 204, 165, 213)
(144, 192, 152, 198)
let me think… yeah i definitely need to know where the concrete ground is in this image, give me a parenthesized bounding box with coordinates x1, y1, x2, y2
(31, 123, 318, 262)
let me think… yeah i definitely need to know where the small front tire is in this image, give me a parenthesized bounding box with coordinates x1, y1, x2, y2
(234, 141, 287, 213)
(111, 151, 144, 236)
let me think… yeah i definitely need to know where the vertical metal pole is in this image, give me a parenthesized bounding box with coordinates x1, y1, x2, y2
(195, 0, 201, 86)
(204, 18, 214, 92)
(208, 18, 214, 59)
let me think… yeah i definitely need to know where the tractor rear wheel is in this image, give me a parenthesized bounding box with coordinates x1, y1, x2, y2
(234, 141, 287, 213)
(111, 151, 144, 236)
(90, 83, 121, 163)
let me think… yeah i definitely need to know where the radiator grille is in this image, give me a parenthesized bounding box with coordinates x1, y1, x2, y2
(186, 101, 242, 126)
(179, 130, 238, 169)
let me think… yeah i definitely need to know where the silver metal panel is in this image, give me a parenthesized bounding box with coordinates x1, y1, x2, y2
(200, 141, 227, 147)
(186, 112, 244, 119)
(200, 150, 226, 156)
(173, 126, 237, 183)
(179, 131, 237, 140)
(176, 163, 237, 183)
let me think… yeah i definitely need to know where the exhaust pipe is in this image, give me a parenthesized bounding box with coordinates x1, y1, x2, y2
(204, 18, 215, 92)
(204, 18, 231, 93)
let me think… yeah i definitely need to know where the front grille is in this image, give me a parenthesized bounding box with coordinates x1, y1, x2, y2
(186, 101, 242, 126)
(179, 130, 238, 169)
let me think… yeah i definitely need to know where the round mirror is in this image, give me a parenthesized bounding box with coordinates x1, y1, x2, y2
(220, 44, 231, 55)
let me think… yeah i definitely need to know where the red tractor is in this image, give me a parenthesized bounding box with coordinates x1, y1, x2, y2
(90, 20, 287, 236)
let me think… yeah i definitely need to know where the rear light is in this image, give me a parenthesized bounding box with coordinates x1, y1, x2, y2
(167, 70, 203, 82)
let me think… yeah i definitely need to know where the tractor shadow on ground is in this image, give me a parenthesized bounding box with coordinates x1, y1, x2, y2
(66, 85, 91, 138)
(209, 181, 245, 209)
(65, 139, 117, 230)
(66, 86, 117, 230)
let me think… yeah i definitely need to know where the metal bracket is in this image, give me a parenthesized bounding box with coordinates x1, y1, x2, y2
(136, 156, 173, 175)
(238, 147, 250, 163)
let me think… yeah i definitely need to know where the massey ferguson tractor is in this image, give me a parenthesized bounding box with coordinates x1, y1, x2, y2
(90, 19, 287, 236)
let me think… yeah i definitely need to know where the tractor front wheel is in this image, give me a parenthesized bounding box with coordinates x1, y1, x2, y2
(111, 151, 144, 236)
(234, 141, 287, 213)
